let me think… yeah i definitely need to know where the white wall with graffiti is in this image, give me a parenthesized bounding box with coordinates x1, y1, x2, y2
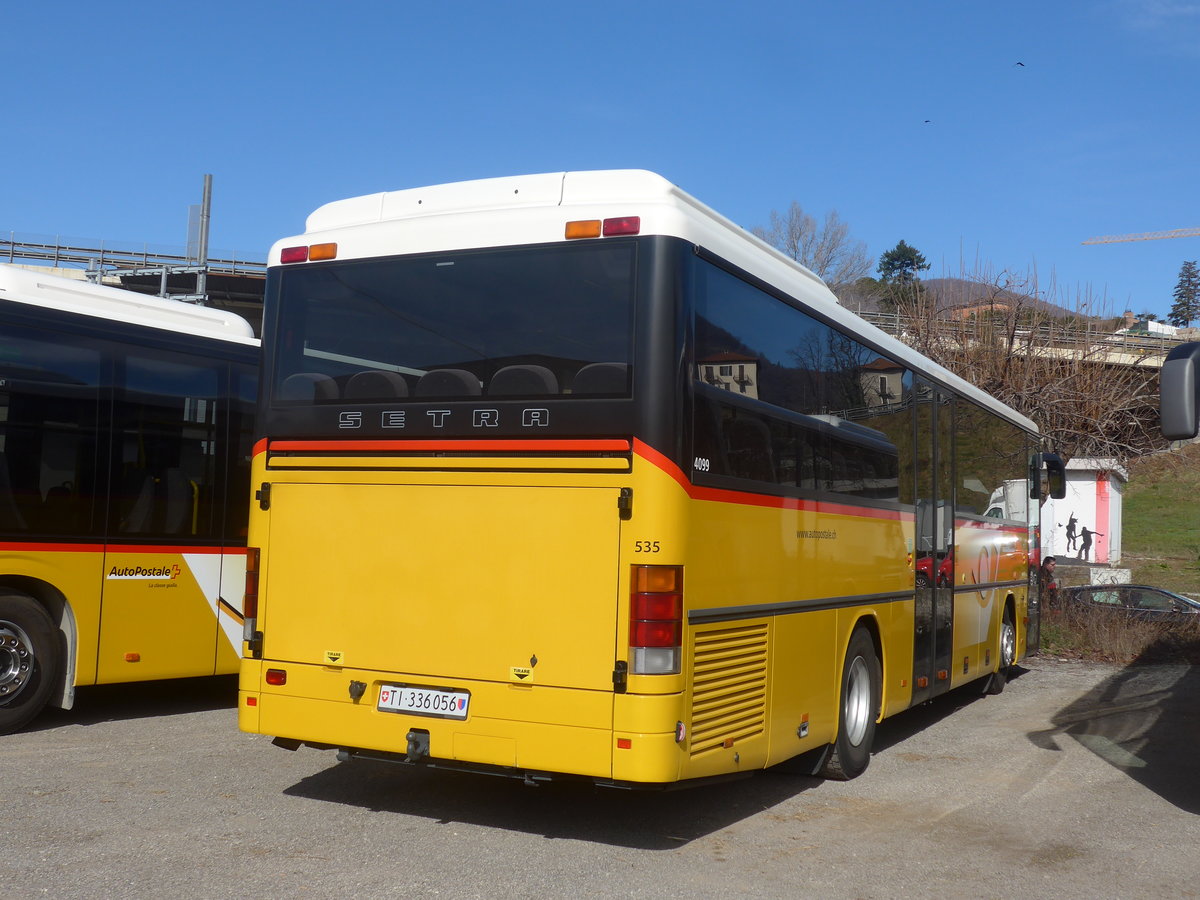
(1040, 459, 1127, 564)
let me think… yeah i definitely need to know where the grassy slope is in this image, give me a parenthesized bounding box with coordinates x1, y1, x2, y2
(1038, 442, 1200, 664)
(1123, 442, 1200, 594)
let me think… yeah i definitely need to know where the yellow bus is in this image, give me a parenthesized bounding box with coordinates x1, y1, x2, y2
(0, 264, 258, 733)
(239, 171, 1065, 785)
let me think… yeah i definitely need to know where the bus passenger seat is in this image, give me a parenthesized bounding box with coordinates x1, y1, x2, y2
(161, 469, 194, 535)
(345, 370, 410, 400)
(415, 369, 482, 397)
(280, 373, 339, 403)
(726, 416, 775, 483)
(572, 362, 629, 394)
(0, 454, 27, 532)
(487, 365, 558, 396)
(119, 474, 155, 533)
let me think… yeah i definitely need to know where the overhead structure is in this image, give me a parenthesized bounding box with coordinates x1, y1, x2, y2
(1083, 226, 1200, 245)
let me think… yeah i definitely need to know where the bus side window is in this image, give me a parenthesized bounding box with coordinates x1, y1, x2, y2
(116, 354, 222, 539)
(0, 328, 102, 538)
(691, 391, 729, 477)
(725, 413, 775, 483)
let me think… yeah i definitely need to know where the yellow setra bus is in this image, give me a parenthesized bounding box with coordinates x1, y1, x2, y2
(239, 171, 1065, 785)
(0, 264, 258, 733)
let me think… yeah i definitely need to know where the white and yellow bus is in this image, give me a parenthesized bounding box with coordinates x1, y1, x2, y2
(0, 264, 258, 733)
(239, 171, 1065, 785)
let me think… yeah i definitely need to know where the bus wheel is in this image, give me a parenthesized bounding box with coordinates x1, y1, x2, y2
(819, 628, 880, 781)
(983, 606, 1016, 696)
(0, 593, 59, 735)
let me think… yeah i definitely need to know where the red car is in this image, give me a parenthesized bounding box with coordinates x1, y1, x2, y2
(915, 552, 952, 588)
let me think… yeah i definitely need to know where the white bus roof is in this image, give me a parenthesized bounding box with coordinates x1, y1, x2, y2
(276, 170, 1035, 433)
(0, 264, 257, 345)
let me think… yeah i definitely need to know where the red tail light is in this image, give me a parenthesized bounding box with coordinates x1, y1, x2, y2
(280, 246, 309, 264)
(243, 547, 260, 643)
(630, 565, 682, 674)
(603, 216, 641, 236)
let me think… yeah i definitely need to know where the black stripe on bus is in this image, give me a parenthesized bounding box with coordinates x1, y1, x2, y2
(688, 591, 914, 625)
(953, 579, 1029, 594)
(688, 579, 1030, 626)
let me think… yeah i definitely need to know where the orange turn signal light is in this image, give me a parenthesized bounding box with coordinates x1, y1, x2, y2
(565, 220, 602, 239)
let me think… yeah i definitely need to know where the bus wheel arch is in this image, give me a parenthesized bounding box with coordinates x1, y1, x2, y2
(982, 596, 1017, 696)
(819, 620, 882, 781)
(0, 577, 77, 715)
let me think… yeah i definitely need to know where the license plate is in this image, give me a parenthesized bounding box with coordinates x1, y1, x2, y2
(377, 684, 470, 720)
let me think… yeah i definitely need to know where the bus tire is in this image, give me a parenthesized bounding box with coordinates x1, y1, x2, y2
(983, 605, 1016, 696)
(0, 593, 60, 735)
(819, 627, 880, 781)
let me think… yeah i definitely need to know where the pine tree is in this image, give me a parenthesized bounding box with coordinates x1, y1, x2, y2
(876, 240, 930, 312)
(1168, 260, 1200, 327)
(877, 240, 930, 285)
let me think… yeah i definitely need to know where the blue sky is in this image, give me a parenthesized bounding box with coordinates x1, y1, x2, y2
(5, 1, 1199, 320)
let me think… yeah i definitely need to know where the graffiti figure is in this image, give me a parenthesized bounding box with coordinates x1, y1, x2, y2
(1062, 514, 1078, 552)
(1080, 525, 1103, 561)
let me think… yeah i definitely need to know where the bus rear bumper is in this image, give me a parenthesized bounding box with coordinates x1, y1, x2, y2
(238, 659, 688, 784)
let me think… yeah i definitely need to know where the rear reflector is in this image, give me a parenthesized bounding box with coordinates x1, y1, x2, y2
(603, 216, 641, 236)
(280, 246, 309, 264)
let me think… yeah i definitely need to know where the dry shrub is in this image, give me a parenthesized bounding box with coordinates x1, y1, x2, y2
(1041, 602, 1200, 665)
(883, 269, 1164, 465)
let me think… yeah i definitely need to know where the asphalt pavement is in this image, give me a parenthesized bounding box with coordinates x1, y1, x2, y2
(4, 656, 1199, 899)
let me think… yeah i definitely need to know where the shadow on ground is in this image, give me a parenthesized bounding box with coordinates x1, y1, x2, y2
(1029, 648, 1200, 814)
(280, 671, 992, 849)
(26, 674, 237, 732)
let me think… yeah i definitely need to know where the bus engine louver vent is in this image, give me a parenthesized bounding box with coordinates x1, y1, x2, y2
(688, 623, 768, 757)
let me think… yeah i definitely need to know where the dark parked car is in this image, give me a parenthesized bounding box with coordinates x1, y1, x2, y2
(1059, 584, 1200, 621)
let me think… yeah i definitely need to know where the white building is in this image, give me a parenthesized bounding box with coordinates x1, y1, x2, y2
(1040, 458, 1127, 565)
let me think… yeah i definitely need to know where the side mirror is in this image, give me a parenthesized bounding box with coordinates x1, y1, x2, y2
(1031, 452, 1067, 500)
(1161, 342, 1200, 440)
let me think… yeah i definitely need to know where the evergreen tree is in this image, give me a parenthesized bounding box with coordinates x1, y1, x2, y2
(877, 240, 930, 285)
(876, 240, 930, 312)
(1168, 260, 1200, 327)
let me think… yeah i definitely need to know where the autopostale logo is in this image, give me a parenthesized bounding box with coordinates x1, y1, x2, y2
(106, 562, 182, 589)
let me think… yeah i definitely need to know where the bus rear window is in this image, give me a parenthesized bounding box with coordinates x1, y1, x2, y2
(271, 242, 636, 403)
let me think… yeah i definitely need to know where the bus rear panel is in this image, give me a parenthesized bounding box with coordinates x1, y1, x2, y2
(240, 171, 1052, 785)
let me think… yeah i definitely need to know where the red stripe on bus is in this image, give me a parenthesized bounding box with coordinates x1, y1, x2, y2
(632, 438, 905, 521)
(268, 438, 632, 454)
(0, 542, 245, 554)
(253, 437, 269, 457)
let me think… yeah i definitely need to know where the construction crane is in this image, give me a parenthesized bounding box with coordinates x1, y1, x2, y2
(1082, 226, 1200, 245)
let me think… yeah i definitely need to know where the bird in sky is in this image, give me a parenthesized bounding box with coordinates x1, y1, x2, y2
(1014, 61, 1025, 66)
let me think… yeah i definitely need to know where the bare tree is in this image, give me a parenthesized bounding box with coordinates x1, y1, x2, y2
(752, 203, 871, 293)
(888, 268, 1163, 464)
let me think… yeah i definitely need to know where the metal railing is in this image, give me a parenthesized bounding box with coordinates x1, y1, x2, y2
(850, 308, 1185, 362)
(1, 230, 266, 277)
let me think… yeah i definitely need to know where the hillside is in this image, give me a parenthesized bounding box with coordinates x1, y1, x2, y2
(1123, 441, 1200, 594)
(838, 276, 1115, 323)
